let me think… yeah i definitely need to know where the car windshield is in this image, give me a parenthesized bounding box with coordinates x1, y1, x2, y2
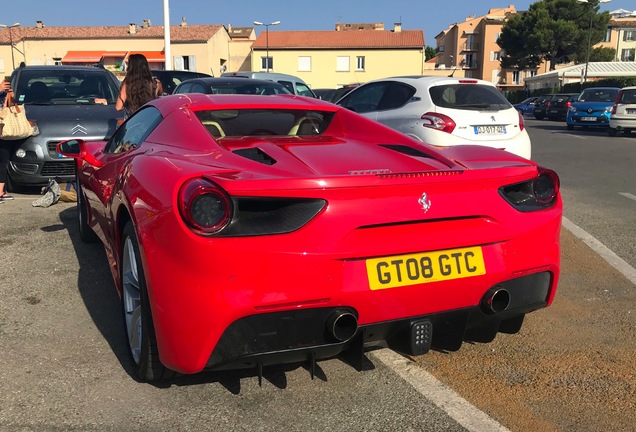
(578, 89, 619, 103)
(195, 109, 335, 138)
(429, 84, 512, 111)
(14, 69, 119, 106)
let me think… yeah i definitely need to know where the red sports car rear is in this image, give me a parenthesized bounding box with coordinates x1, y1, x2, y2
(58, 94, 561, 382)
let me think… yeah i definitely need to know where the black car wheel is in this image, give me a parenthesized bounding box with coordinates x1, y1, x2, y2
(121, 222, 175, 382)
(566, 124, 574, 131)
(608, 127, 617, 137)
(76, 181, 99, 243)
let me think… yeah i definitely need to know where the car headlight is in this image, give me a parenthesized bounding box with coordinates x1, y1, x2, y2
(15, 148, 27, 158)
(569, 106, 577, 112)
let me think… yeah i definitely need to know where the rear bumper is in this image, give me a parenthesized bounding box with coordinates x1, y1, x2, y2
(609, 116, 636, 129)
(206, 272, 553, 371)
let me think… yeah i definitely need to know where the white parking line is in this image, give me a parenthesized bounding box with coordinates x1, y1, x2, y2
(550, 131, 586, 139)
(562, 216, 636, 286)
(371, 349, 511, 432)
(619, 192, 636, 203)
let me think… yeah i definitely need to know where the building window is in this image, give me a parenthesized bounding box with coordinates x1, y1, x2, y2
(260, 56, 273, 70)
(494, 32, 502, 43)
(621, 49, 635, 62)
(356, 56, 365, 71)
(0, 58, 5, 72)
(336, 56, 350, 72)
(298, 56, 311, 72)
(624, 31, 636, 42)
(604, 28, 611, 42)
(527, 70, 537, 78)
(173, 55, 197, 71)
(512, 70, 521, 84)
(490, 51, 501, 61)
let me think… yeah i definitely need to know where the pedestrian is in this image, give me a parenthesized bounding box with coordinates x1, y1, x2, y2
(115, 54, 162, 118)
(0, 79, 15, 204)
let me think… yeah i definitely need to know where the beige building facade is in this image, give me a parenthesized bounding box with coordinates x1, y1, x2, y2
(0, 19, 254, 79)
(249, 24, 426, 89)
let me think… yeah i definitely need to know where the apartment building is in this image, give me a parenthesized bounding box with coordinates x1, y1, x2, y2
(434, 6, 535, 90)
(249, 23, 426, 89)
(0, 18, 253, 78)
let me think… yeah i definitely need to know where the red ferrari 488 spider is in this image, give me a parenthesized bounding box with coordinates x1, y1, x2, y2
(58, 93, 562, 382)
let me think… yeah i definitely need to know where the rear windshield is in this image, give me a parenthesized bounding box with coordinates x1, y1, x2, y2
(201, 82, 292, 95)
(429, 84, 512, 111)
(577, 88, 619, 103)
(14, 69, 119, 106)
(618, 89, 636, 104)
(195, 109, 335, 138)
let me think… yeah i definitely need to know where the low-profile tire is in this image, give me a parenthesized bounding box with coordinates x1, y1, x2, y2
(535, 114, 544, 120)
(121, 222, 175, 382)
(608, 127, 618, 137)
(566, 124, 574, 130)
(76, 181, 99, 243)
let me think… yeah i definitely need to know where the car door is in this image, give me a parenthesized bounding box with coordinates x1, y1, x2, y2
(87, 107, 162, 250)
(375, 82, 417, 132)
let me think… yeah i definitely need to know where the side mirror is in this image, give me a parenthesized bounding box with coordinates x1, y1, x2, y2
(57, 139, 104, 168)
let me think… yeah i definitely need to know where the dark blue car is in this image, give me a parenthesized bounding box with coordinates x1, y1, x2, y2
(566, 87, 620, 130)
(514, 97, 538, 116)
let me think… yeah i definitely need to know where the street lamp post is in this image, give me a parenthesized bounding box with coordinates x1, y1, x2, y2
(576, 0, 611, 83)
(253, 21, 280, 72)
(0, 23, 20, 69)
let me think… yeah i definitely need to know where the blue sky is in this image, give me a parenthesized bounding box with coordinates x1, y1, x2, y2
(2, 0, 630, 45)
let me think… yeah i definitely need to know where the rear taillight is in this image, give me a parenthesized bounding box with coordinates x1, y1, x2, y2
(518, 111, 525, 131)
(611, 104, 617, 114)
(421, 112, 456, 133)
(566, 101, 572, 108)
(178, 178, 232, 235)
(499, 167, 560, 211)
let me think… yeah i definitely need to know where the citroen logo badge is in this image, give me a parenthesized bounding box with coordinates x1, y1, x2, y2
(71, 124, 88, 135)
(418, 193, 431, 213)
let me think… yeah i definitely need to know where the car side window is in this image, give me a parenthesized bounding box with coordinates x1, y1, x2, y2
(295, 83, 314, 97)
(278, 80, 295, 94)
(338, 82, 389, 113)
(105, 107, 162, 154)
(176, 82, 193, 93)
(378, 83, 416, 110)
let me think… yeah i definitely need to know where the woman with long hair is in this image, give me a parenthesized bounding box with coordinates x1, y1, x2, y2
(116, 54, 162, 117)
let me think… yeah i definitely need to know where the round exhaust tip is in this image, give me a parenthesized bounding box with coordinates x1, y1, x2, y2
(326, 310, 358, 342)
(482, 287, 511, 314)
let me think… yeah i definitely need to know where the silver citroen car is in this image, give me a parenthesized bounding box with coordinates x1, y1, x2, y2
(4, 65, 123, 191)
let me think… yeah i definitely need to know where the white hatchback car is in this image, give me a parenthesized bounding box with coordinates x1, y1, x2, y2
(609, 86, 636, 137)
(336, 76, 531, 159)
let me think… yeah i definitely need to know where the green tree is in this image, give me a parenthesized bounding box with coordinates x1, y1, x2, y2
(425, 46, 436, 62)
(498, 0, 611, 71)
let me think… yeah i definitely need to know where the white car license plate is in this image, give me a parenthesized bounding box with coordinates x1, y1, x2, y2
(581, 116, 596, 121)
(474, 125, 506, 135)
(626, 109, 636, 114)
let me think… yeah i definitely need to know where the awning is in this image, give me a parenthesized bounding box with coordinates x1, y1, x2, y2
(126, 51, 165, 63)
(62, 50, 128, 63)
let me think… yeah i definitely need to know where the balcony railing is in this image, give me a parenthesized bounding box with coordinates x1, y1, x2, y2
(462, 60, 479, 69)
(461, 42, 480, 52)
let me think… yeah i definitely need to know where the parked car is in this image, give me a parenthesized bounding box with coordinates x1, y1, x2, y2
(57, 93, 561, 382)
(151, 70, 212, 95)
(221, 71, 316, 98)
(532, 94, 555, 120)
(609, 86, 636, 136)
(173, 77, 292, 96)
(566, 87, 621, 130)
(3, 65, 123, 191)
(513, 96, 538, 116)
(336, 76, 531, 159)
(546, 93, 579, 121)
(314, 84, 359, 103)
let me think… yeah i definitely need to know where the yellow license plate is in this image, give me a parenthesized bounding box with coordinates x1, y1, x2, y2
(366, 246, 486, 290)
